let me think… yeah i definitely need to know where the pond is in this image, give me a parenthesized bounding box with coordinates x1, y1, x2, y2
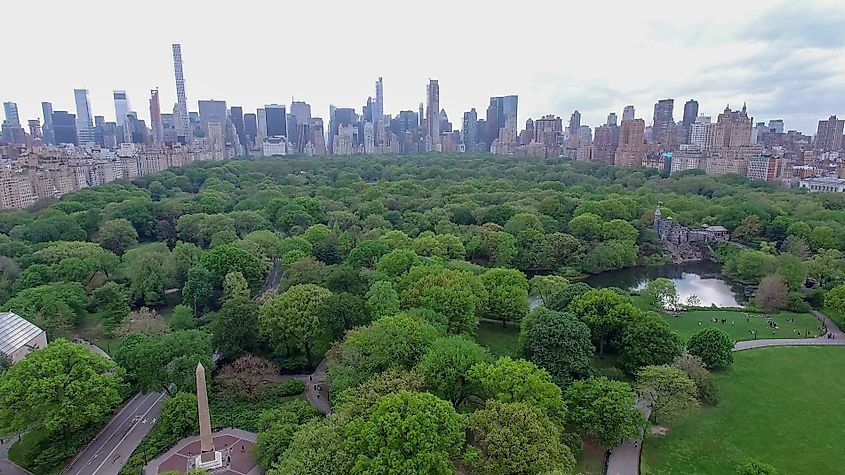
(583, 261, 744, 308)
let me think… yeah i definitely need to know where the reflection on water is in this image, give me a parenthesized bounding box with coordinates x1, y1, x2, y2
(584, 261, 743, 308)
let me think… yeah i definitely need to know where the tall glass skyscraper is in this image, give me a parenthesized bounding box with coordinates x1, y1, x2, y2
(74, 89, 94, 143)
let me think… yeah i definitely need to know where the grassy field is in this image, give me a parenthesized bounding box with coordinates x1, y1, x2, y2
(75, 312, 119, 355)
(662, 310, 823, 343)
(574, 439, 607, 475)
(642, 346, 845, 475)
(475, 322, 520, 357)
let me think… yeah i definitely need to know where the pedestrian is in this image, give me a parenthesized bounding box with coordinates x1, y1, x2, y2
(317, 393, 321, 399)
(309, 375, 312, 381)
(634, 440, 639, 448)
(241, 444, 245, 453)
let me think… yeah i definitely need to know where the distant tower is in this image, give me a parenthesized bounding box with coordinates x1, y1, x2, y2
(569, 110, 581, 136)
(172, 44, 190, 141)
(3, 102, 20, 126)
(652, 99, 675, 144)
(149, 89, 164, 144)
(426, 79, 440, 139)
(607, 112, 618, 127)
(682, 99, 699, 129)
(41, 102, 55, 145)
(73, 89, 94, 144)
(622, 105, 635, 121)
(374, 77, 384, 124)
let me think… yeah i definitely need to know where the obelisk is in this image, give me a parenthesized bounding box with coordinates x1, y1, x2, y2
(195, 362, 216, 461)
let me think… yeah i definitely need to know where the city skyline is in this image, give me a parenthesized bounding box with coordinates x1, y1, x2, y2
(4, 0, 844, 133)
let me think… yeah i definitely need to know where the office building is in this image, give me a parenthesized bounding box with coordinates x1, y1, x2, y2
(426, 79, 440, 140)
(569, 110, 581, 136)
(229, 106, 245, 147)
(27, 119, 42, 139)
(682, 100, 699, 129)
(41, 102, 55, 145)
(615, 119, 646, 168)
(622, 105, 635, 121)
(374, 77, 384, 143)
(652, 99, 674, 144)
(257, 108, 267, 143)
(149, 89, 164, 144)
(816, 115, 844, 152)
(113, 90, 131, 126)
(607, 113, 618, 127)
(172, 44, 190, 140)
(462, 108, 478, 149)
(243, 113, 257, 146)
(265, 104, 287, 137)
(3, 102, 20, 126)
(73, 89, 94, 143)
(689, 116, 714, 150)
(768, 119, 784, 134)
(198, 100, 227, 135)
(52, 111, 78, 145)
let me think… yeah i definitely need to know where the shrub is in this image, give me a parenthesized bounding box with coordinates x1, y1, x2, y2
(687, 328, 734, 369)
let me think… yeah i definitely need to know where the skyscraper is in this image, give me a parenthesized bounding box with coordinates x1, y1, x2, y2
(198, 100, 227, 135)
(27, 119, 42, 139)
(3, 102, 20, 126)
(243, 113, 257, 146)
(52, 111, 78, 145)
(230, 106, 245, 147)
(622, 105, 635, 121)
(172, 44, 190, 141)
(41, 102, 55, 145)
(113, 90, 131, 125)
(74, 89, 94, 143)
(373, 76, 384, 145)
(652, 99, 674, 144)
(615, 119, 646, 168)
(607, 113, 618, 127)
(816, 116, 844, 152)
(682, 100, 699, 128)
(486, 95, 519, 146)
(149, 89, 164, 144)
(426, 79, 440, 139)
(290, 101, 312, 126)
(569, 110, 581, 136)
(265, 104, 287, 137)
(462, 108, 478, 149)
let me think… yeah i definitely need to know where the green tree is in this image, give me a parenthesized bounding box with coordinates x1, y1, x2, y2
(546, 282, 592, 312)
(640, 278, 679, 310)
(736, 459, 778, 475)
(91, 282, 131, 331)
(1, 282, 88, 336)
(376, 248, 421, 279)
(401, 267, 487, 335)
(418, 335, 493, 405)
(328, 314, 442, 395)
(157, 392, 199, 442)
(254, 399, 320, 469)
(269, 416, 355, 475)
(169, 304, 196, 331)
(212, 296, 259, 361)
(620, 313, 683, 373)
(564, 377, 646, 447)
(259, 284, 332, 367)
(568, 289, 640, 356)
(464, 401, 576, 475)
(345, 391, 465, 475)
(824, 284, 845, 314)
(468, 356, 566, 425)
(114, 330, 212, 393)
(319, 292, 371, 340)
(528, 275, 570, 306)
(673, 354, 719, 406)
(346, 240, 390, 268)
(122, 243, 176, 306)
(568, 213, 603, 241)
(775, 254, 808, 290)
(481, 268, 529, 324)
(810, 226, 836, 250)
(97, 218, 138, 255)
(182, 265, 215, 312)
(366, 280, 401, 319)
(200, 244, 267, 294)
(602, 219, 638, 242)
(523, 310, 594, 389)
(733, 215, 762, 244)
(687, 328, 734, 369)
(223, 271, 250, 301)
(0, 339, 125, 435)
(636, 365, 699, 425)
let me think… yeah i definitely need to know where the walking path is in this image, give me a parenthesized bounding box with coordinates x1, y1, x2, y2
(606, 309, 845, 475)
(0, 435, 32, 475)
(279, 357, 331, 415)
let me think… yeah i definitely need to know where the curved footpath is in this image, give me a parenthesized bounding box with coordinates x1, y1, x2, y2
(606, 310, 845, 475)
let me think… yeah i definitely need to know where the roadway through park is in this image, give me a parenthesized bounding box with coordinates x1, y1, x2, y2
(606, 310, 845, 475)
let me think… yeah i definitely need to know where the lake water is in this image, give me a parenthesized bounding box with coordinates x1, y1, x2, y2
(583, 261, 744, 308)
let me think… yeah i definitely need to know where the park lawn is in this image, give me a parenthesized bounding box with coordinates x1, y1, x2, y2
(821, 307, 845, 331)
(475, 321, 520, 357)
(574, 438, 607, 475)
(75, 312, 119, 356)
(641, 346, 845, 475)
(662, 310, 822, 343)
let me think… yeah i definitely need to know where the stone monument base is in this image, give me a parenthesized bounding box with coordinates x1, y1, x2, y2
(194, 451, 224, 470)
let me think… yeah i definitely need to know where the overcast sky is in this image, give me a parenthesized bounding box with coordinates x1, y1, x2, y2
(4, 0, 844, 134)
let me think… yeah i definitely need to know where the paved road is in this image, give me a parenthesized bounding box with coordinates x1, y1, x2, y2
(0, 435, 32, 475)
(304, 357, 331, 414)
(607, 310, 844, 475)
(260, 259, 282, 295)
(62, 392, 167, 475)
